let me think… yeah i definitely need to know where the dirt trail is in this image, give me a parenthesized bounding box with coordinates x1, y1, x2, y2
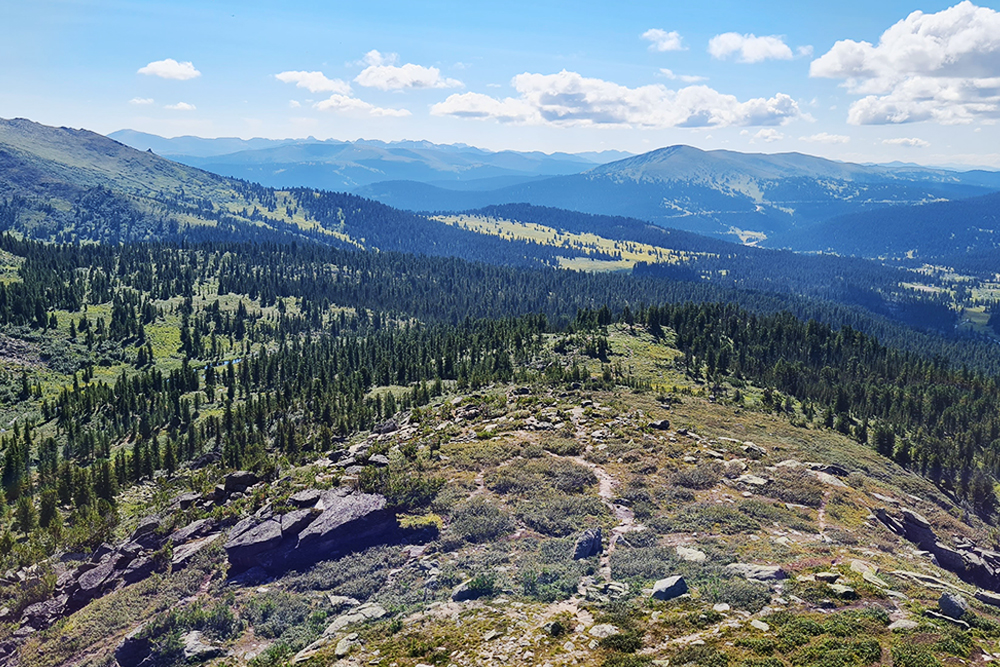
(569, 454, 644, 581)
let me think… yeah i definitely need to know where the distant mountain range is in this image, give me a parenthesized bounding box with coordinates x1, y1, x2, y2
(355, 146, 1000, 241)
(111, 131, 1000, 244)
(108, 129, 630, 192)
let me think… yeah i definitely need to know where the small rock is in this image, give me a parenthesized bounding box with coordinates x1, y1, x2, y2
(849, 559, 877, 576)
(828, 584, 858, 600)
(484, 630, 501, 641)
(888, 619, 919, 631)
(588, 624, 620, 639)
(742, 443, 766, 459)
(713, 603, 731, 613)
(648, 419, 670, 431)
(939, 592, 968, 620)
(563, 641, 575, 651)
(675, 546, 706, 563)
(727, 563, 786, 582)
(814, 572, 840, 583)
(750, 620, 770, 631)
(368, 454, 390, 467)
(651, 576, 688, 601)
(738, 474, 769, 487)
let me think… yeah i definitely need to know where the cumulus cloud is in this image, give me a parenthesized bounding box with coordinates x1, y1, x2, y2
(137, 59, 201, 80)
(708, 33, 793, 63)
(883, 137, 930, 147)
(660, 68, 707, 83)
(800, 132, 851, 144)
(430, 70, 801, 128)
(642, 29, 685, 52)
(288, 100, 301, 108)
(752, 128, 784, 142)
(164, 102, 196, 111)
(354, 50, 462, 90)
(129, 97, 154, 105)
(811, 1, 1000, 124)
(314, 94, 410, 117)
(275, 71, 351, 94)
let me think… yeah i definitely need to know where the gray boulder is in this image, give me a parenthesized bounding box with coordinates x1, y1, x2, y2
(20, 594, 67, 630)
(224, 470, 259, 493)
(648, 419, 670, 431)
(573, 528, 603, 560)
(651, 576, 688, 601)
(939, 593, 969, 620)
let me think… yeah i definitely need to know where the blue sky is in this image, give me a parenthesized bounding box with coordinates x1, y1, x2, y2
(4, 0, 1000, 166)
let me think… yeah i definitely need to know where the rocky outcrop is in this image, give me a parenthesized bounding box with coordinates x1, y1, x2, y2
(8, 515, 223, 637)
(224, 490, 398, 574)
(876, 507, 1000, 591)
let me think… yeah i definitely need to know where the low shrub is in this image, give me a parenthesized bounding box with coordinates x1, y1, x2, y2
(655, 503, 761, 535)
(671, 461, 723, 490)
(450, 498, 514, 542)
(515, 494, 606, 537)
(766, 467, 824, 507)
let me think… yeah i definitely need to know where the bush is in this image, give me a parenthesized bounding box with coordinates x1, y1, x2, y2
(516, 494, 606, 537)
(286, 544, 406, 599)
(359, 465, 444, 509)
(450, 498, 514, 542)
(671, 461, 723, 490)
(672, 644, 730, 667)
(701, 577, 772, 613)
(543, 437, 583, 456)
(767, 467, 824, 507)
(609, 546, 677, 582)
(655, 503, 760, 535)
(891, 645, 942, 667)
(599, 632, 643, 653)
(487, 459, 596, 495)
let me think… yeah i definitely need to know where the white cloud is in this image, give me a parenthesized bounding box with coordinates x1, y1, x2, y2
(314, 94, 410, 117)
(430, 70, 802, 128)
(800, 132, 851, 144)
(882, 137, 930, 147)
(811, 1, 1000, 124)
(797, 45, 814, 58)
(362, 50, 398, 66)
(275, 71, 352, 94)
(164, 102, 196, 111)
(660, 68, 707, 83)
(708, 33, 794, 63)
(354, 50, 462, 90)
(288, 100, 301, 108)
(752, 128, 784, 142)
(642, 29, 685, 52)
(137, 59, 201, 80)
(129, 97, 154, 105)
